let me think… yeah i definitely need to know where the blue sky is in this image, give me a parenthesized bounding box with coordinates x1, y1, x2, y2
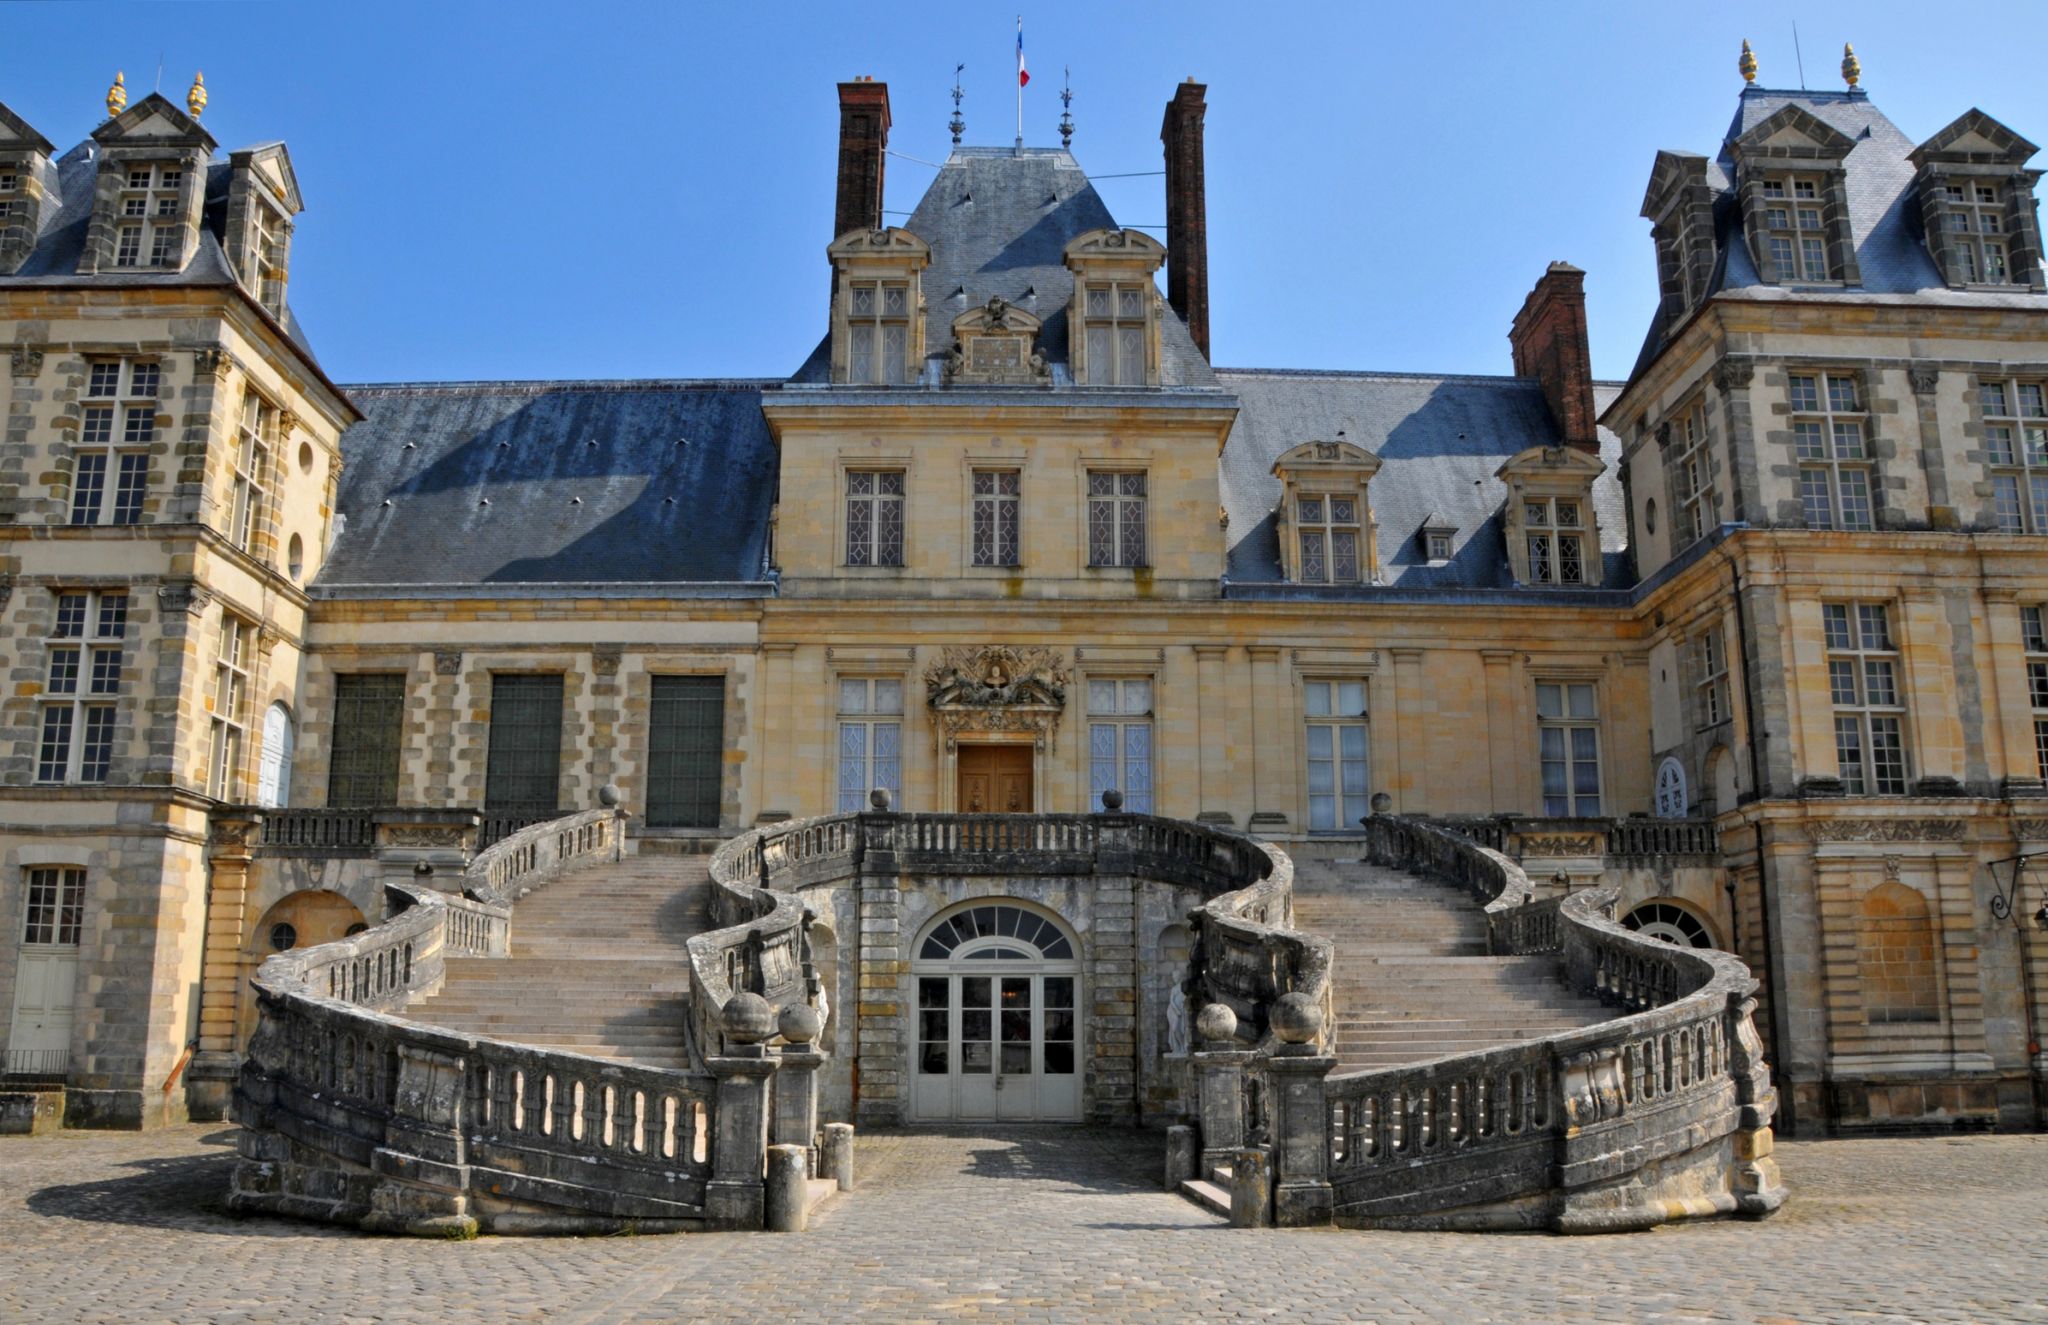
(4, 2, 2044, 384)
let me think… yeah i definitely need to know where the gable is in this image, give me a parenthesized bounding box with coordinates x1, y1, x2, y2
(1732, 104, 1855, 160)
(92, 93, 216, 151)
(1912, 109, 2041, 166)
(0, 101, 54, 155)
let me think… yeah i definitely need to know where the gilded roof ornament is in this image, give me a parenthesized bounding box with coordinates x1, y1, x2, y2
(1738, 40, 1757, 85)
(187, 71, 208, 119)
(1840, 44, 1860, 88)
(106, 70, 127, 118)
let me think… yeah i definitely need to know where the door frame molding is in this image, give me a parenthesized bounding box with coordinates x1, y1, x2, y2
(939, 733, 1042, 813)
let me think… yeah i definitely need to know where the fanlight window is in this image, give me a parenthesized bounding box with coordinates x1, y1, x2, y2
(1622, 901, 1714, 949)
(919, 904, 1074, 961)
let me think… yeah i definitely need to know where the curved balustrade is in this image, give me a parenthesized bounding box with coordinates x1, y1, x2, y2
(1246, 815, 1786, 1232)
(228, 808, 770, 1237)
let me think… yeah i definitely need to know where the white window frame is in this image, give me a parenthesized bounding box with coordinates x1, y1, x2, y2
(1081, 281, 1149, 386)
(1086, 470, 1147, 568)
(1423, 528, 1453, 563)
(1303, 679, 1369, 831)
(1979, 379, 2048, 533)
(1086, 677, 1153, 814)
(1524, 496, 1587, 585)
(970, 468, 1020, 568)
(1789, 371, 1875, 531)
(1294, 492, 1363, 584)
(21, 866, 86, 948)
(1693, 624, 1729, 731)
(1944, 182, 2011, 284)
(1824, 602, 1909, 795)
(846, 279, 911, 385)
(1761, 174, 1831, 282)
(844, 469, 905, 567)
(112, 162, 182, 269)
(70, 359, 157, 527)
(836, 677, 903, 812)
(231, 391, 277, 555)
(2026, 606, 2048, 782)
(37, 590, 126, 784)
(209, 613, 254, 800)
(1672, 398, 1717, 544)
(1536, 680, 1602, 816)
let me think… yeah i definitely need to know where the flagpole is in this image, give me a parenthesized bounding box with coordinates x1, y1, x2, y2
(1015, 15, 1023, 151)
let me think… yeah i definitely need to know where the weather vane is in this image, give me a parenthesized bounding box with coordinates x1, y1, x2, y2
(1059, 67, 1073, 149)
(950, 63, 966, 146)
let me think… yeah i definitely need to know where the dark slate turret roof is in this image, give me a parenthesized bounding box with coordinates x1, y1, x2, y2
(790, 147, 1215, 388)
(1217, 369, 1629, 590)
(316, 381, 778, 595)
(1631, 86, 2048, 377)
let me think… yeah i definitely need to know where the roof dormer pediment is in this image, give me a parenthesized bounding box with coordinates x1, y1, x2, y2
(1494, 444, 1605, 484)
(91, 92, 217, 152)
(1640, 150, 1709, 220)
(1063, 227, 1166, 267)
(232, 142, 303, 213)
(1271, 438, 1380, 478)
(1910, 109, 2041, 167)
(827, 225, 931, 268)
(1729, 104, 1855, 163)
(0, 100, 55, 156)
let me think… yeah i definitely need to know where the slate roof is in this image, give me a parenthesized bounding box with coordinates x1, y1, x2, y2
(1631, 86, 2048, 378)
(1216, 369, 1630, 590)
(789, 148, 1216, 389)
(316, 380, 779, 594)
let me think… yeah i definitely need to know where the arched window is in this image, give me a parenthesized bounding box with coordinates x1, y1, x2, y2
(257, 701, 294, 808)
(917, 904, 1073, 961)
(1654, 758, 1688, 819)
(1622, 900, 1715, 949)
(1859, 882, 1940, 1025)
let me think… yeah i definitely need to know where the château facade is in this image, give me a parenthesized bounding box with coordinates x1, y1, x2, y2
(2, 50, 2046, 1144)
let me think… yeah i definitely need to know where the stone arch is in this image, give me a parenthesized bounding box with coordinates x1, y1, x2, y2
(1156, 922, 1193, 1057)
(1621, 897, 1718, 949)
(235, 889, 368, 1050)
(1858, 881, 1940, 1025)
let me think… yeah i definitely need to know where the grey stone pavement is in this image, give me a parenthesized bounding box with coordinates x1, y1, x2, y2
(2, 1124, 2045, 1324)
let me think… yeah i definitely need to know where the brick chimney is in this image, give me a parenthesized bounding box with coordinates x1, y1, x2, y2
(1509, 262, 1599, 453)
(833, 78, 890, 239)
(1160, 80, 1210, 360)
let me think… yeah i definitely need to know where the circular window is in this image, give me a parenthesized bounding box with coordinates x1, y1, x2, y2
(297, 441, 315, 475)
(287, 532, 305, 580)
(1644, 498, 1658, 535)
(269, 922, 299, 952)
(1621, 901, 1713, 949)
(344, 922, 369, 937)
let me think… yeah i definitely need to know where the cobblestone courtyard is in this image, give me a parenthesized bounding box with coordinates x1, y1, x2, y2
(1, 1124, 2044, 1324)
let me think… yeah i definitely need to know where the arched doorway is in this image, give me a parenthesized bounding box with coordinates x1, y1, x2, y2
(235, 890, 367, 1048)
(910, 900, 1081, 1122)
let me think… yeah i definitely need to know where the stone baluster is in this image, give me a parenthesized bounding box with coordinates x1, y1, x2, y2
(705, 993, 780, 1230)
(1265, 992, 1335, 1227)
(363, 1039, 476, 1237)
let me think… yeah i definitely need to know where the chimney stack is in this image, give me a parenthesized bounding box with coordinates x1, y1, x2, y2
(833, 78, 891, 239)
(1160, 79, 1210, 360)
(1509, 262, 1599, 453)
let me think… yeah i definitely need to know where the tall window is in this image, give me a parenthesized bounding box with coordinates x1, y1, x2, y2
(836, 678, 902, 812)
(1672, 400, 1717, 544)
(38, 591, 126, 784)
(208, 614, 253, 800)
(1825, 602, 1908, 795)
(1086, 471, 1146, 568)
(647, 676, 725, 829)
(114, 163, 183, 269)
(845, 470, 904, 567)
(326, 674, 406, 807)
(1087, 678, 1153, 814)
(1761, 175, 1829, 281)
(1082, 282, 1148, 385)
(1979, 380, 2048, 533)
(70, 359, 156, 527)
(250, 202, 288, 308)
(1944, 182, 2010, 283)
(1525, 497, 1586, 585)
(1536, 681, 1601, 816)
(22, 867, 86, 947)
(230, 392, 277, 554)
(1693, 625, 1729, 730)
(2025, 606, 2048, 781)
(483, 674, 564, 814)
(1790, 372, 1874, 531)
(846, 280, 910, 384)
(971, 470, 1020, 567)
(1295, 494, 1363, 584)
(1304, 679, 1368, 830)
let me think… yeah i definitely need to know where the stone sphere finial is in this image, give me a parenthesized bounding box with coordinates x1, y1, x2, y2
(1101, 788, 1125, 812)
(1270, 991, 1323, 1045)
(1369, 791, 1392, 816)
(598, 783, 622, 809)
(1195, 1002, 1238, 1045)
(869, 787, 892, 811)
(722, 992, 776, 1045)
(778, 1001, 824, 1045)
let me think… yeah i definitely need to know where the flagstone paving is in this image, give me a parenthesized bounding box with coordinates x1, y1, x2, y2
(2, 1123, 2045, 1323)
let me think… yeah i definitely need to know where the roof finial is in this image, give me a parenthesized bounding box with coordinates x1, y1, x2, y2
(1058, 67, 1073, 150)
(949, 63, 965, 146)
(1738, 39, 1758, 85)
(187, 71, 207, 119)
(1840, 43, 1860, 88)
(106, 70, 127, 118)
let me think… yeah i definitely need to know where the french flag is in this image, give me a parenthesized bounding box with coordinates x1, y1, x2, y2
(1017, 21, 1030, 87)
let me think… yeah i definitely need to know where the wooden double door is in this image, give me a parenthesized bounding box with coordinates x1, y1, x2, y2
(957, 745, 1033, 814)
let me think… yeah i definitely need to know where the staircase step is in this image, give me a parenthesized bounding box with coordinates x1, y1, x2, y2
(1179, 1177, 1231, 1217)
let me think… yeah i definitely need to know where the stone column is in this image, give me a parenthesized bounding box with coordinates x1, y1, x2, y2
(363, 1041, 476, 1237)
(1193, 644, 1231, 825)
(758, 643, 798, 823)
(773, 1036, 825, 1162)
(853, 842, 904, 1127)
(1389, 648, 1425, 813)
(1982, 592, 2041, 793)
(189, 810, 262, 1121)
(1266, 1044, 1336, 1228)
(1480, 650, 1517, 812)
(1246, 646, 1288, 831)
(1089, 873, 1139, 1124)
(1190, 1002, 1252, 1177)
(705, 1045, 778, 1230)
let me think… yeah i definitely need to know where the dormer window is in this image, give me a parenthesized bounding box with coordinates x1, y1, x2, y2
(1271, 438, 1381, 585)
(113, 163, 183, 268)
(1910, 110, 2046, 292)
(1063, 228, 1167, 388)
(827, 227, 930, 386)
(1295, 494, 1363, 584)
(1423, 528, 1453, 563)
(849, 280, 910, 384)
(1082, 282, 1149, 386)
(1761, 176, 1829, 281)
(1526, 498, 1586, 585)
(1729, 105, 1860, 288)
(1496, 443, 1605, 588)
(1943, 183, 2010, 283)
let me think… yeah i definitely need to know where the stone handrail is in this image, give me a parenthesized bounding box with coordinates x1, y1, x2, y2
(230, 810, 780, 1236)
(1418, 814, 1719, 863)
(1291, 816, 1784, 1232)
(467, 806, 623, 902)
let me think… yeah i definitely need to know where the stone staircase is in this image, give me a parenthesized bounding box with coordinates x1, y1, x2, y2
(1290, 857, 1611, 1071)
(407, 851, 712, 1070)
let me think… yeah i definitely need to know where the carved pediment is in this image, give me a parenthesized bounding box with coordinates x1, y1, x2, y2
(1912, 109, 2041, 167)
(1272, 439, 1381, 478)
(944, 297, 1048, 386)
(827, 226, 933, 264)
(1064, 227, 1167, 263)
(924, 645, 1069, 710)
(1730, 104, 1855, 162)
